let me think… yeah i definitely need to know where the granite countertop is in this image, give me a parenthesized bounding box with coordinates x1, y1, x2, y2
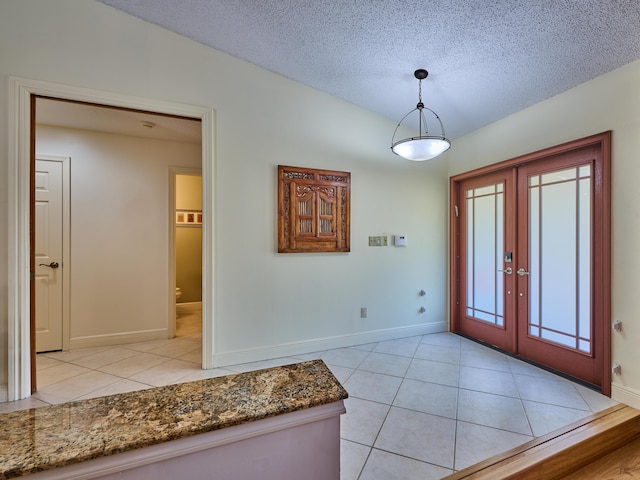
(0, 359, 348, 479)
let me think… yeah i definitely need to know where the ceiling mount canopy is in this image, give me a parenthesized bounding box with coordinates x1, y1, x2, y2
(391, 69, 451, 161)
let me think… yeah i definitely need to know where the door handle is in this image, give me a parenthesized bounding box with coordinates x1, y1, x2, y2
(517, 268, 529, 276)
(498, 267, 513, 275)
(39, 262, 59, 269)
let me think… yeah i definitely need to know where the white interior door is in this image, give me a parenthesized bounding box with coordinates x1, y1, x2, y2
(35, 158, 66, 352)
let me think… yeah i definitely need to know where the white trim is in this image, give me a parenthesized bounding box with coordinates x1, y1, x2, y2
(201, 110, 215, 369)
(213, 322, 447, 367)
(168, 169, 176, 339)
(35, 154, 71, 351)
(7, 77, 216, 400)
(7, 76, 32, 402)
(0, 387, 7, 403)
(611, 382, 640, 410)
(69, 329, 169, 350)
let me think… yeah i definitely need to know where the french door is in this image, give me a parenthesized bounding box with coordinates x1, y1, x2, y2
(458, 168, 516, 352)
(450, 133, 611, 393)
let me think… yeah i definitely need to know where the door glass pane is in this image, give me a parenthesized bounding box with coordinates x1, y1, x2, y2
(529, 185, 540, 329)
(465, 184, 504, 327)
(579, 165, 590, 178)
(540, 168, 576, 184)
(495, 192, 504, 320)
(528, 166, 591, 353)
(578, 176, 591, 342)
(473, 185, 496, 197)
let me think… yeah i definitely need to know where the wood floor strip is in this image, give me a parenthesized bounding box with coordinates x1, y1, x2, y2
(444, 405, 640, 480)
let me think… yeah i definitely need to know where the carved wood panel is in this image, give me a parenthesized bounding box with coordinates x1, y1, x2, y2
(278, 165, 350, 253)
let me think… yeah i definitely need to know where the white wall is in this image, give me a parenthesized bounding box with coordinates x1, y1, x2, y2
(36, 125, 201, 346)
(447, 59, 640, 407)
(0, 0, 448, 394)
(176, 175, 202, 211)
(3, 1, 639, 405)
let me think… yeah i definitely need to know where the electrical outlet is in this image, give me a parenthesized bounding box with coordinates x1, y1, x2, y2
(360, 307, 368, 318)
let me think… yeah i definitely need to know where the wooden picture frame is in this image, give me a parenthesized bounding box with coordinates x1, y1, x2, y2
(278, 165, 350, 253)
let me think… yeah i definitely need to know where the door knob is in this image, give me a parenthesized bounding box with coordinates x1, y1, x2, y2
(498, 267, 513, 275)
(39, 262, 59, 269)
(517, 268, 529, 276)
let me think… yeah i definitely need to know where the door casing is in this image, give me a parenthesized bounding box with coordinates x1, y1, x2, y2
(7, 76, 216, 401)
(449, 132, 611, 395)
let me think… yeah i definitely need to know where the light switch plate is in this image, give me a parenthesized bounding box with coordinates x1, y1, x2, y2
(368, 236, 388, 246)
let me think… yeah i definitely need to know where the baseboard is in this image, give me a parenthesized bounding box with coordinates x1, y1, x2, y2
(69, 329, 169, 350)
(212, 322, 447, 368)
(0, 386, 7, 403)
(612, 382, 640, 410)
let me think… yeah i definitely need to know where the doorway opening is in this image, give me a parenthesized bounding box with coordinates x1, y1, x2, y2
(8, 77, 215, 400)
(173, 172, 203, 339)
(34, 98, 203, 356)
(449, 132, 611, 395)
(33, 98, 203, 390)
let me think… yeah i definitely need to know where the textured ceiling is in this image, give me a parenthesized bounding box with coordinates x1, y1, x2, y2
(97, 0, 640, 139)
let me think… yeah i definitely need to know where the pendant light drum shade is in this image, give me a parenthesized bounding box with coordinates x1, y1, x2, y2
(391, 69, 451, 161)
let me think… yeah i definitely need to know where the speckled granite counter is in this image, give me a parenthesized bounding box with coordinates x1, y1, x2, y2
(0, 359, 348, 479)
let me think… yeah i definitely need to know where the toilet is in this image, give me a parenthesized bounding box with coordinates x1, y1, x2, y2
(176, 287, 182, 302)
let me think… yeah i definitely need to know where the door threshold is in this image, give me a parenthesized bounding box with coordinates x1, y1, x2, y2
(443, 404, 639, 480)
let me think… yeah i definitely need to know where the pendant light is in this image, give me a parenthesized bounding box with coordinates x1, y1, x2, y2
(391, 69, 451, 161)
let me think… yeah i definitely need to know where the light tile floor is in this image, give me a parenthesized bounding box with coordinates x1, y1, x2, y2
(2, 308, 617, 479)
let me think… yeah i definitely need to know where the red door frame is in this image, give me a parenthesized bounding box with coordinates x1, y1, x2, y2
(449, 132, 611, 395)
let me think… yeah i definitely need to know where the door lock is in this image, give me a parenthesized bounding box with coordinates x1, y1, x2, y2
(498, 267, 513, 275)
(39, 262, 59, 269)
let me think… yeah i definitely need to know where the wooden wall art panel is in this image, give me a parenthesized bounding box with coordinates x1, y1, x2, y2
(278, 165, 350, 253)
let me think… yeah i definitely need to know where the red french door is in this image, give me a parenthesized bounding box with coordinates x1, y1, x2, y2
(451, 133, 611, 393)
(458, 168, 516, 352)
